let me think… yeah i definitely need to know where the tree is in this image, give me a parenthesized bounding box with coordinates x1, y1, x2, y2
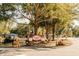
(0, 4, 16, 21)
(0, 4, 16, 34)
(21, 3, 78, 41)
(22, 3, 49, 35)
(43, 4, 78, 40)
(10, 23, 28, 37)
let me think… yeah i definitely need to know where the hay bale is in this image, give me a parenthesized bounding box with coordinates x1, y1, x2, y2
(45, 41, 56, 47)
(57, 39, 72, 46)
(12, 37, 21, 48)
(0, 36, 4, 44)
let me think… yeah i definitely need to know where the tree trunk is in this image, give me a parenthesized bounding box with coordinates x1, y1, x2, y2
(34, 24, 38, 35)
(34, 4, 39, 35)
(46, 25, 49, 39)
(27, 25, 30, 40)
(52, 24, 55, 41)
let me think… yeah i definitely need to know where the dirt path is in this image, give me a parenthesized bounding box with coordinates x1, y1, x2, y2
(0, 38, 79, 56)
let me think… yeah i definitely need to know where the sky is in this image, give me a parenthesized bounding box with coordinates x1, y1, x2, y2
(11, 5, 31, 29)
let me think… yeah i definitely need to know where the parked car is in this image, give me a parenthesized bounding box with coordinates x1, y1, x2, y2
(4, 33, 18, 44)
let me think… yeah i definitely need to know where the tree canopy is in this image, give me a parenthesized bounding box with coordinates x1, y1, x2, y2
(0, 3, 79, 39)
